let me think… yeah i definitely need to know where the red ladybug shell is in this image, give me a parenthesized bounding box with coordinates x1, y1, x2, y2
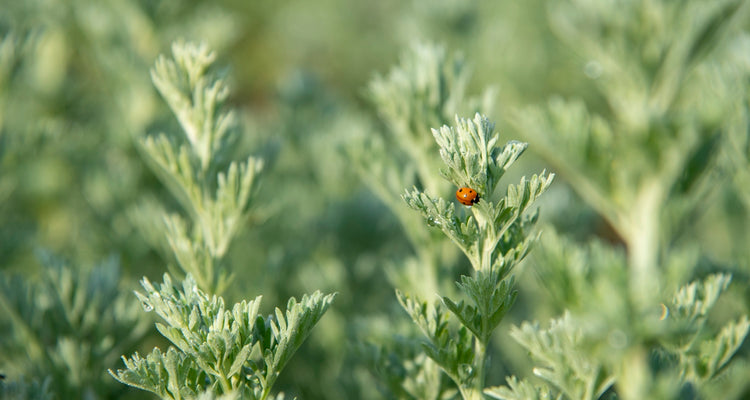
(456, 187, 480, 206)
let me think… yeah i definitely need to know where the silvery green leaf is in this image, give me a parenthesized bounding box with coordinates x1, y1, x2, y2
(485, 376, 557, 400)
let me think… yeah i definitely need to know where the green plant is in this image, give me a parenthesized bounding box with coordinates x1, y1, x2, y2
(131, 41, 263, 295)
(0, 252, 149, 399)
(110, 40, 337, 400)
(2, 2, 750, 399)
(489, 230, 749, 400)
(351, 42, 495, 299)
(109, 274, 335, 400)
(400, 113, 553, 400)
(486, 0, 750, 399)
(515, 0, 747, 303)
(350, 43, 500, 399)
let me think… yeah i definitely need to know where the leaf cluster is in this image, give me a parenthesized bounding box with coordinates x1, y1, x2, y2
(665, 274, 750, 384)
(432, 114, 527, 197)
(514, 1, 749, 262)
(367, 42, 494, 194)
(110, 274, 336, 400)
(496, 2, 750, 398)
(0, 252, 149, 398)
(493, 231, 750, 400)
(398, 113, 553, 399)
(549, 0, 745, 126)
(135, 41, 264, 295)
(354, 44, 500, 399)
(349, 43, 497, 299)
(404, 114, 553, 274)
(501, 313, 614, 400)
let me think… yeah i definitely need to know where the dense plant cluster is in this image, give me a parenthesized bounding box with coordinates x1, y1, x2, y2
(1, 1, 750, 399)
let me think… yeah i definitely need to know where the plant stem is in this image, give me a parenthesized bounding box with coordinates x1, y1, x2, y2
(457, 336, 488, 400)
(217, 371, 232, 394)
(472, 337, 488, 400)
(260, 370, 278, 400)
(625, 179, 663, 309)
(473, 203, 495, 272)
(616, 346, 650, 400)
(461, 204, 494, 400)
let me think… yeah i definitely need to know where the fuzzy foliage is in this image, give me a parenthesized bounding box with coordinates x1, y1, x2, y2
(353, 43, 499, 400)
(400, 113, 553, 400)
(110, 274, 335, 400)
(0, 252, 149, 399)
(135, 41, 263, 295)
(492, 230, 750, 400)
(499, 2, 750, 398)
(403, 114, 553, 274)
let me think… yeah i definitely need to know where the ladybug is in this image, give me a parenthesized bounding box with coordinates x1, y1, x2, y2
(456, 187, 480, 206)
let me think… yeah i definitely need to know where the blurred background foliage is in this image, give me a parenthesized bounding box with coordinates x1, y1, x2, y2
(1, 0, 749, 399)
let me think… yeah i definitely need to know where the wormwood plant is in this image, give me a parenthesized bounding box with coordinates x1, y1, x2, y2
(350, 43, 496, 399)
(109, 274, 335, 399)
(400, 113, 553, 400)
(515, 0, 748, 304)
(352, 42, 495, 299)
(110, 42, 337, 399)
(487, 230, 749, 400)
(487, 0, 750, 399)
(0, 252, 149, 398)
(131, 41, 263, 295)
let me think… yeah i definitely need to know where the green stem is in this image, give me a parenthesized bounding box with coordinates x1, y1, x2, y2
(457, 204, 495, 400)
(473, 337, 488, 399)
(616, 346, 651, 400)
(473, 202, 496, 272)
(260, 369, 279, 400)
(457, 337, 488, 400)
(625, 179, 664, 309)
(217, 370, 232, 394)
(260, 387, 271, 400)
